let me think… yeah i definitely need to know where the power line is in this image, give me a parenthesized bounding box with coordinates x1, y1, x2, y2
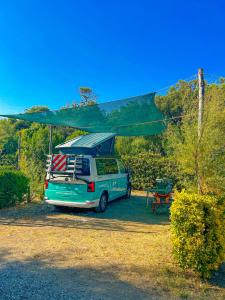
(156, 72, 224, 95)
(205, 72, 225, 79)
(156, 74, 197, 94)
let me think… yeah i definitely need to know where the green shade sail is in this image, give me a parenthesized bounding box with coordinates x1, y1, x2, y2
(1, 93, 166, 136)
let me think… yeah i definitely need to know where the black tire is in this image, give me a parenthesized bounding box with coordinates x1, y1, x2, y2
(95, 193, 108, 213)
(54, 205, 66, 212)
(126, 185, 132, 199)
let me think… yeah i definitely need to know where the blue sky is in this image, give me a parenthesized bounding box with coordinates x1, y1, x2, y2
(0, 0, 224, 113)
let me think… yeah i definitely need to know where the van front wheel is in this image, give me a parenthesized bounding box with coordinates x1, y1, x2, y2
(126, 185, 132, 199)
(95, 193, 108, 213)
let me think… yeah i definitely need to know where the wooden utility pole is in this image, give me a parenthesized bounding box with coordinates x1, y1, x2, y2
(49, 125, 53, 155)
(198, 68, 204, 139)
(197, 68, 205, 193)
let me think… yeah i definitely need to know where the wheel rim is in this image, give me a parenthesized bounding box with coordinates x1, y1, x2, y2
(101, 195, 107, 210)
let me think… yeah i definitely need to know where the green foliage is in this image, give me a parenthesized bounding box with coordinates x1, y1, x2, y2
(79, 86, 97, 105)
(19, 124, 75, 198)
(155, 79, 198, 122)
(115, 136, 164, 156)
(2, 136, 18, 154)
(0, 119, 17, 151)
(122, 153, 180, 190)
(170, 191, 225, 279)
(25, 106, 50, 113)
(19, 124, 49, 197)
(115, 137, 150, 156)
(0, 119, 19, 168)
(0, 154, 17, 168)
(0, 169, 29, 208)
(166, 82, 225, 195)
(65, 130, 86, 141)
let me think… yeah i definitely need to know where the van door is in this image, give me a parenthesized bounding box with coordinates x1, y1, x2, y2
(95, 158, 119, 200)
(117, 159, 128, 197)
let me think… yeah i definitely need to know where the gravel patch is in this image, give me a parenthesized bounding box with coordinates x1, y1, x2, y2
(0, 261, 150, 300)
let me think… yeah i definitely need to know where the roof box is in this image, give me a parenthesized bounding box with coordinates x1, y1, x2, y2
(55, 132, 116, 156)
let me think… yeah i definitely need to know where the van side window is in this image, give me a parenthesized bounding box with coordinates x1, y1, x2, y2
(75, 157, 90, 176)
(96, 159, 118, 175)
(117, 160, 126, 173)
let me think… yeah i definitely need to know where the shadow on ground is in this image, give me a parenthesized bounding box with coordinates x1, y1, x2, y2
(85, 195, 170, 225)
(210, 263, 225, 288)
(0, 195, 169, 234)
(0, 249, 154, 300)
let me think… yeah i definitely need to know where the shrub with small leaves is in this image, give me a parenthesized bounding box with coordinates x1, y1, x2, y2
(122, 153, 181, 190)
(170, 191, 225, 279)
(0, 169, 30, 208)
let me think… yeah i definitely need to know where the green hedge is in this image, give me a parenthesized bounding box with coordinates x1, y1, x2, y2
(170, 191, 225, 279)
(0, 169, 30, 209)
(122, 153, 180, 190)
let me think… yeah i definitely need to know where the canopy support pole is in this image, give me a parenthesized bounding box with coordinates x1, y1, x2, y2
(17, 131, 21, 170)
(49, 125, 53, 155)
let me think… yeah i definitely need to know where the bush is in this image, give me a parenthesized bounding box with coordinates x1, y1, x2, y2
(0, 169, 30, 209)
(122, 153, 181, 190)
(170, 191, 225, 279)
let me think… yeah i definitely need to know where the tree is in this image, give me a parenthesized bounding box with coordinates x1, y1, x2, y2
(115, 136, 162, 156)
(155, 79, 198, 124)
(25, 106, 50, 113)
(79, 87, 97, 106)
(166, 81, 225, 195)
(65, 130, 86, 141)
(19, 123, 71, 197)
(0, 119, 18, 167)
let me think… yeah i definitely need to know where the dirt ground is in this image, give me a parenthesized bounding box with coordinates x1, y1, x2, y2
(0, 192, 224, 300)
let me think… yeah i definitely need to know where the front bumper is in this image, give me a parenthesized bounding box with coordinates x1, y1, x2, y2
(45, 198, 99, 208)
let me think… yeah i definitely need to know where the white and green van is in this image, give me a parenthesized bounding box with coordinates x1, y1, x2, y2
(44, 133, 131, 212)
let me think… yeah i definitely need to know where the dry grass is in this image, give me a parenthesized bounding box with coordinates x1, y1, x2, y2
(0, 191, 224, 299)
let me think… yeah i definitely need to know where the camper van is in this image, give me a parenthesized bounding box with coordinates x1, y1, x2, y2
(44, 133, 131, 212)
